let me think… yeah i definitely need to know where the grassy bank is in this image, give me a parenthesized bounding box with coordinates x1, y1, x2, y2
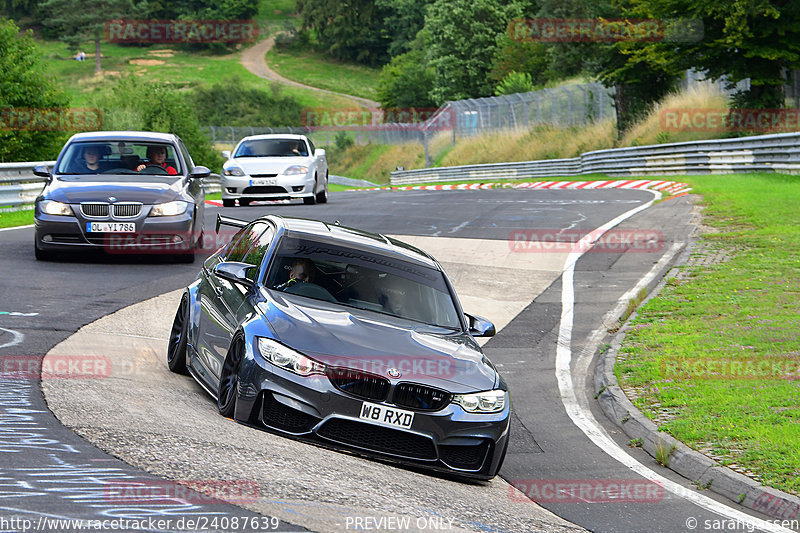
(265, 46, 380, 101)
(616, 172, 800, 495)
(0, 209, 34, 229)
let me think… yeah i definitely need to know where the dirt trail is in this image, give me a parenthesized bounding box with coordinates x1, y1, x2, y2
(241, 36, 380, 108)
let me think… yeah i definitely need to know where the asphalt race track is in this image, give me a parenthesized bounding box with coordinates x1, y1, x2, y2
(0, 188, 792, 532)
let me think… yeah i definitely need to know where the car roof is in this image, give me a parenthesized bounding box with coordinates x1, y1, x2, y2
(66, 131, 180, 143)
(238, 134, 308, 142)
(266, 215, 439, 269)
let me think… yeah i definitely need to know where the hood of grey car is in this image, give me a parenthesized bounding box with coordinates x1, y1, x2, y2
(47, 175, 184, 204)
(227, 156, 310, 176)
(258, 294, 497, 392)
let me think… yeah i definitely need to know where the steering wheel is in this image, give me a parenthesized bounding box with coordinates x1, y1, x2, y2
(284, 282, 337, 302)
(140, 163, 169, 175)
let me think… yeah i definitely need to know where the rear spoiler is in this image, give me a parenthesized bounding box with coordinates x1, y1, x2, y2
(216, 213, 247, 232)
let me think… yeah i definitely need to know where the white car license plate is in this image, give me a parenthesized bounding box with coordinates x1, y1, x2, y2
(359, 401, 414, 429)
(250, 178, 276, 186)
(86, 222, 136, 233)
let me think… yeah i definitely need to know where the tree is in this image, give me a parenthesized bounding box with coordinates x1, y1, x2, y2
(375, 0, 434, 58)
(0, 18, 70, 162)
(297, 0, 392, 66)
(424, 0, 521, 104)
(376, 38, 436, 108)
(617, 0, 800, 109)
(40, 0, 145, 73)
(97, 76, 223, 169)
(494, 72, 534, 96)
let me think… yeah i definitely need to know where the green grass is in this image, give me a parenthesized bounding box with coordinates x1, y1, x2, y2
(36, 38, 355, 111)
(616, 172, 800, 495)
(0, 209, 34, 228)
(265, 46, 380, 101)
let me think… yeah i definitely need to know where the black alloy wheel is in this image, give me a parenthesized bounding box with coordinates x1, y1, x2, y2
(218, 336, 244, 418)
(167, 294, 190, 374)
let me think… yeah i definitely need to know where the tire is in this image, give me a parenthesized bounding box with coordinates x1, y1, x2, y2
(34, 236, 55, 261)
(316, 173, 328, 204)
(238, 199, 251, 207)
(167, 294, 190, 374)
(304, 176, 318, 205)
(222, 199, 235, 207)
(173, 230, 199, 263)
(217, 336, 244, 418)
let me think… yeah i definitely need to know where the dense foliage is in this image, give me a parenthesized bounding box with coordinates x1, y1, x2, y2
(96, 76, 223, 170)
(0, 18, 70, 161)
(188, 78, 304, 127)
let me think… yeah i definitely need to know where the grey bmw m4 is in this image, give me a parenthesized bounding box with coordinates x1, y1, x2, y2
(168, 213, 510, 479)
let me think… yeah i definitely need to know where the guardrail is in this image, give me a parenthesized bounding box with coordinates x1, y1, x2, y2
(0, 161, 222, 208)
(390, 131, 800, 185)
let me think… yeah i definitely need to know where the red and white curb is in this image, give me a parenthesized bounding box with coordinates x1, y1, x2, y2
(205, 199, 291, 207)
(355, 179, 692, 196)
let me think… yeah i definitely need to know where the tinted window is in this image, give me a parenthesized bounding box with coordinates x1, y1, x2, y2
(307, 139, 316, 154)
(242, 227, 274, 281)
(233, 139, 308, 157)
(266, 237, 461, 329)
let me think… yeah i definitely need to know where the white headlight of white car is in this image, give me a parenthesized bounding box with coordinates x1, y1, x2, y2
(149, 200, 189, 217)
(224, 167, 245, 177)
(39, 200, 73, 216)
(283, 165, 308, 176)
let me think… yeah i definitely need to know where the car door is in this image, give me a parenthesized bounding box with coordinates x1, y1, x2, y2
(194, 222, 269, 388)
(177, 138, 205, 237)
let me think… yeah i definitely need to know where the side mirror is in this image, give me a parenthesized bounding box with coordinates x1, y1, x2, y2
(315, 148, 326, 158)
(189, 166, 211, 180)
(214, 261, 256, 287)
(33, 165, 52, 178)
(466, 313, 496, 337)
(221, 150, 231, 159)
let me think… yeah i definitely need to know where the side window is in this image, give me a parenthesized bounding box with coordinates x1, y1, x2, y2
(242, 227, 275, 281)
(307, 139, 316, 155)
(225, 222, 268, 262)
(177, 139, 194, 173)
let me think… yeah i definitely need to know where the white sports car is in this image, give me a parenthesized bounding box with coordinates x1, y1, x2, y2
(221, 134, 328, 207)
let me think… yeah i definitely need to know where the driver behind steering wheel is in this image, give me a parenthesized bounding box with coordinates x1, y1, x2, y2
(136, 145, 177, 175)
(276, 258, 316, 290)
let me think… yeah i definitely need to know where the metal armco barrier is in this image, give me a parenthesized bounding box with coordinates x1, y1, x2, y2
(0, 161, 221, 208)
(390, 131, 800, 185)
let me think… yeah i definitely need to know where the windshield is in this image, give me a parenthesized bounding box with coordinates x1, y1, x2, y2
(266, 237, 462, 329)
(56, 141, 183, 176)
(234, 138, 308, 158)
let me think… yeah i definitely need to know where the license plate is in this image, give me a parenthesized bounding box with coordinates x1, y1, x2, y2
(359, 401, 414, 429)
(86, 222, 136, 233)
(250, 178, 276, 186)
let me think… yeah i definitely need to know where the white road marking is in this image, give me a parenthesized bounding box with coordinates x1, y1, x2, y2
(0, 224, 33, 232)
(555, 192, 793, 533)
(0, 327, 24, 349)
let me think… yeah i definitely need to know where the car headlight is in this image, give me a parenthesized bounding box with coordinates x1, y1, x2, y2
(149, 200, 189, 217)
(257, 337, 326, 377)
(452, 390, 506, 413)
(283, 165, 308, 175)
(223, 167, 245, 177)
(39, 200, 72, 216)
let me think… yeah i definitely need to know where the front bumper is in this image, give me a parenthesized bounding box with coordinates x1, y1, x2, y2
(235, 352, 511, 480)
(34, 208, 196, 254)
(221, 174, 315, 201)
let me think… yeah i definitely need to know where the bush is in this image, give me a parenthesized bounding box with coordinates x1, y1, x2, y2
(494, 72, 534, 96)
(96, 76, 223, 170)
(334, 131, 354, 151)
(188, 77, 303, 128)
